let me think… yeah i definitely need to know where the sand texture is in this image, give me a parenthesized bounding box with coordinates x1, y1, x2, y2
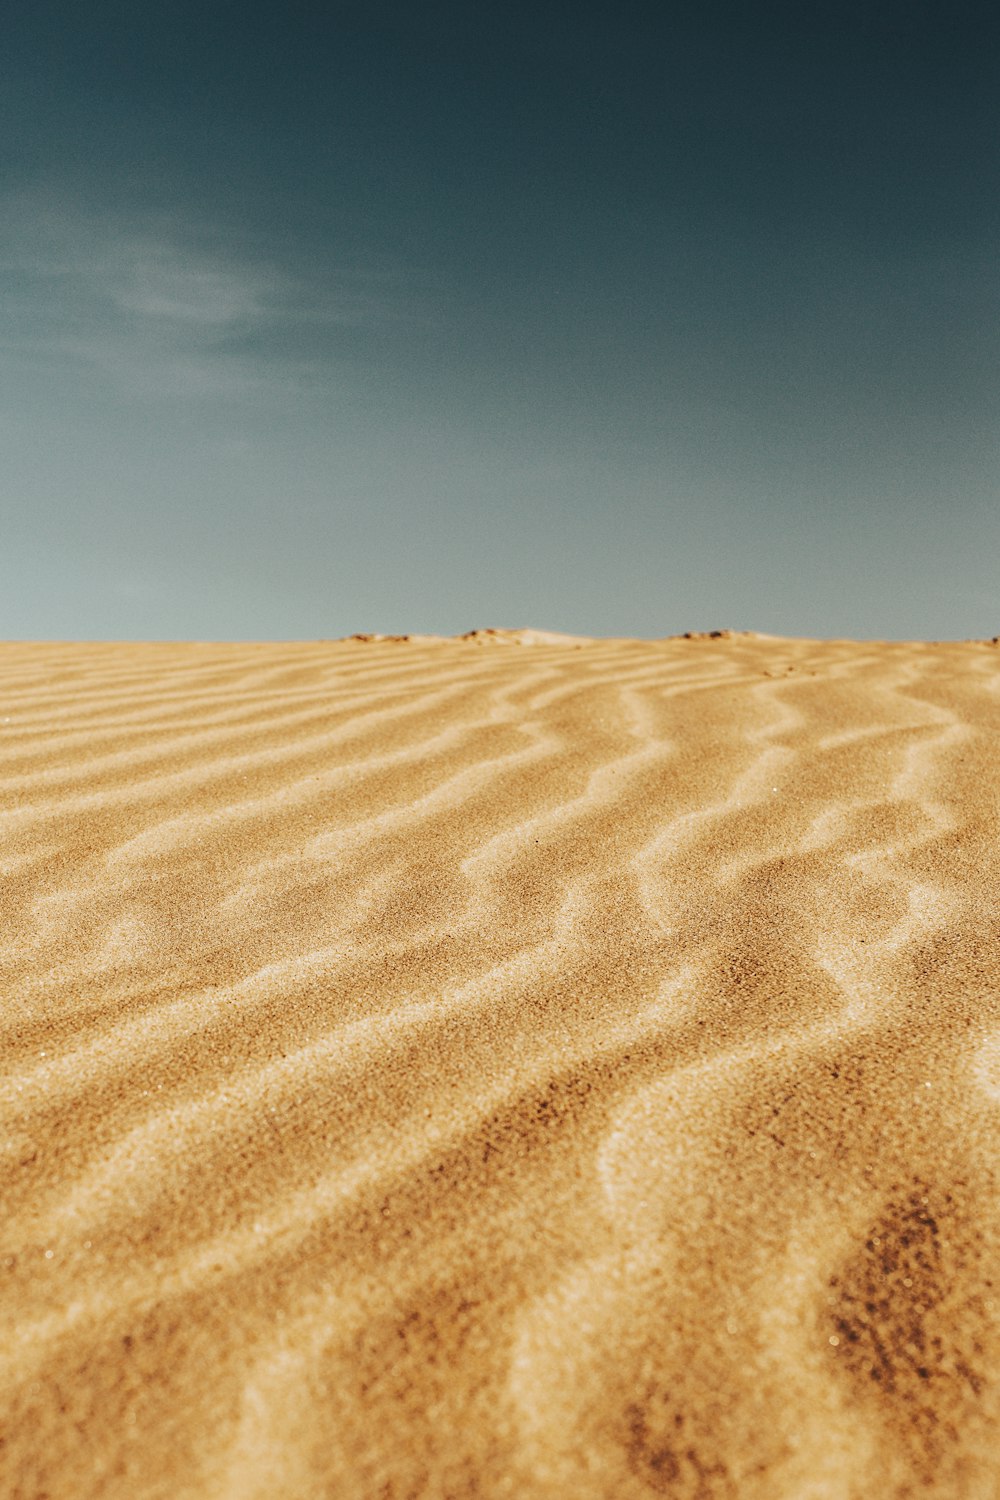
(2, 632, 1000, 1499)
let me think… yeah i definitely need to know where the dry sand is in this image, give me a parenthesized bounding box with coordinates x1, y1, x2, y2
(2, 631, 1000, 1499)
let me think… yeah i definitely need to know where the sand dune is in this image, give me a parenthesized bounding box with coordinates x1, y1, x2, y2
(2, 632, 999, 1499)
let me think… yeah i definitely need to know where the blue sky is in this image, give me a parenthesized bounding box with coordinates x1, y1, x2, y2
(2, 1, 997, 639)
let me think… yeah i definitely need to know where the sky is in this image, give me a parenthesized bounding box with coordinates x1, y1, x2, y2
(2, 0, 997, 640)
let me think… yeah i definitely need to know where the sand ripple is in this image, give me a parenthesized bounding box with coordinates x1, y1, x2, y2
(2, 634, 999, 1498)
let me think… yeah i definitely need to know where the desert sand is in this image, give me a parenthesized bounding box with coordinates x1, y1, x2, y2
(2, 630, 999, 1499)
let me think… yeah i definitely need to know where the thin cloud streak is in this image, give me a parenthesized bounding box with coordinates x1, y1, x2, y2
(0, 192, 433, 404)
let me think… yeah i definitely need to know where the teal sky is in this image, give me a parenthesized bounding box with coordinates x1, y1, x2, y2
(3, 2, 997, 640)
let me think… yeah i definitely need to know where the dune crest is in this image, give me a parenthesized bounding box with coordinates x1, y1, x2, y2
(1, 633, 999, 1498)
(345, 626, 595, 646)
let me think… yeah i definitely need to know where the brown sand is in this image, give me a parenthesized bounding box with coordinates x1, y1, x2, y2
(2, 632, 999, 1499)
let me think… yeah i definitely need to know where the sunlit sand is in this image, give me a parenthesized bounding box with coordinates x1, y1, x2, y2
(2, 631, 999, 1498)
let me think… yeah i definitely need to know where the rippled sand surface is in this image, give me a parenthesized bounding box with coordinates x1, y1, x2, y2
(3, 632, 1000, 1499)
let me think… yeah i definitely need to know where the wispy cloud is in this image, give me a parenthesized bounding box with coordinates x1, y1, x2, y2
(0, 192, 427, 404)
